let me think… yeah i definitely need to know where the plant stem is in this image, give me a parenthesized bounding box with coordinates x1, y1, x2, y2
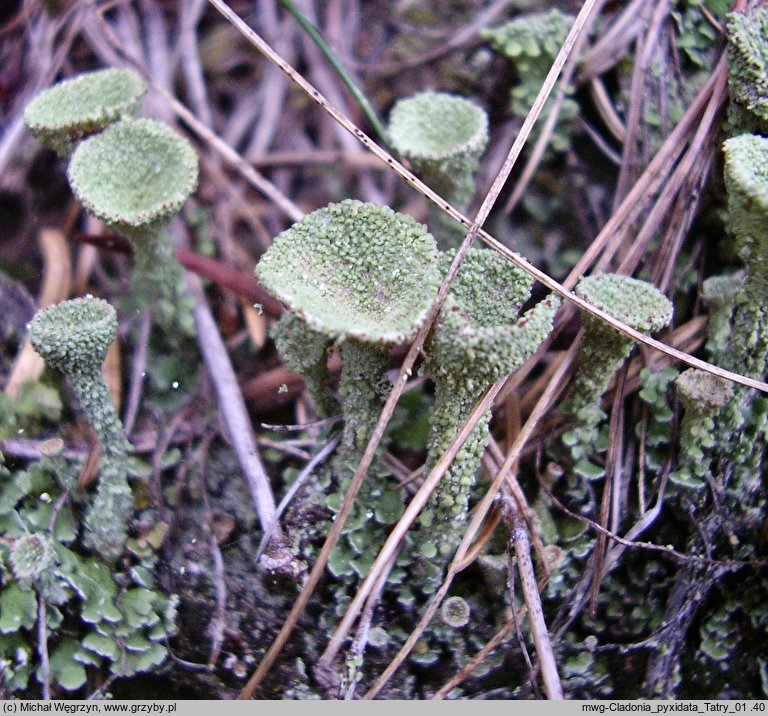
(276, 0, 393, 153)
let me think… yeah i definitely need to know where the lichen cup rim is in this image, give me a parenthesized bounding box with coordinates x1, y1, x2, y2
(575, 273, 673, 333)
(255, 200, 441, 345)
(428, 248, 559, 384)
(24, 67, 145, 137)
(388, 91, 489, 162)
(28, 296, 117, 369)
(67, 118, 199, 230)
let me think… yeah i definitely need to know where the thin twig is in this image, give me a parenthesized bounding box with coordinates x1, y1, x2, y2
(254, 435, 340, 563)
(501, 492, 563, 699)
(185, 272, 280, 537)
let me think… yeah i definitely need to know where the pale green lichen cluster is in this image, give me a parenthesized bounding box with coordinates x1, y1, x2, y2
(26, 73, 199, 336)
(28, 297, 132, 561)
(388, 92, 488, 247)
(419, 249, 559, 558)
(0, 449, 177, 694)
(23, 68, 145, 156)
(68, 118, 198, 335)
(562, 274, 673, 463)
(256, 200, 441, 573)
(481, 9, 578, 154)
(672, 369, 733, 490)
(726, 7, 768, 133)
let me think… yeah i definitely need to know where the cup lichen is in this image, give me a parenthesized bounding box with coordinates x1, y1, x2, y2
(28, 296, 132, 561)
(67, 118, 198, 334)
(562, 273, 673, 461)
(23, 68, 146, 157)
(419, 248, 560, 559)
(388, 92, 488, 247)
(256, 199, 441, 572)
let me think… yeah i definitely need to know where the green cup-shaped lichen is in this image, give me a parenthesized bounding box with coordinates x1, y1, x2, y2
(256, 199, 440, 348)
(440, 595, 470, 628)
(24, 68, 146, 157)
(563, 274, 673, 459)
(256, 200, 441, 541)
(257, 200, 441, 440)
(68, 118, 198, 333)
(672, 368, 734, 490)
(388, 92, 488, 247)
(722, 134, 768, 378)
(420, 249, 560, 558)
(726, 8, 768, 133)
(28, 297, 132, 561)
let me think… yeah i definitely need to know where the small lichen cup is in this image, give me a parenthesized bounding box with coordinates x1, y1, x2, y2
(23, 68, 146, 157)
(419, 248, 560, 561)
(562, 273, 673, 460)
(673, 368, 734, 490)
(388, 92, 488, 248)
(28, 296, 132, 561)
(67, 118, 199, 333)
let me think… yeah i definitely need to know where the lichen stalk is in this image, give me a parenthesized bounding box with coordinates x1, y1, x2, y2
(672, 369, 734, 490)
(562, 274, 673, 459)
(28, 298, 132, 561)
(272, 313, 336, 418)
(721, 134, 768, 380)
(337, 340, 391, 456)
(726, 7, 768, 134)
(419, 249, 559, 560)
